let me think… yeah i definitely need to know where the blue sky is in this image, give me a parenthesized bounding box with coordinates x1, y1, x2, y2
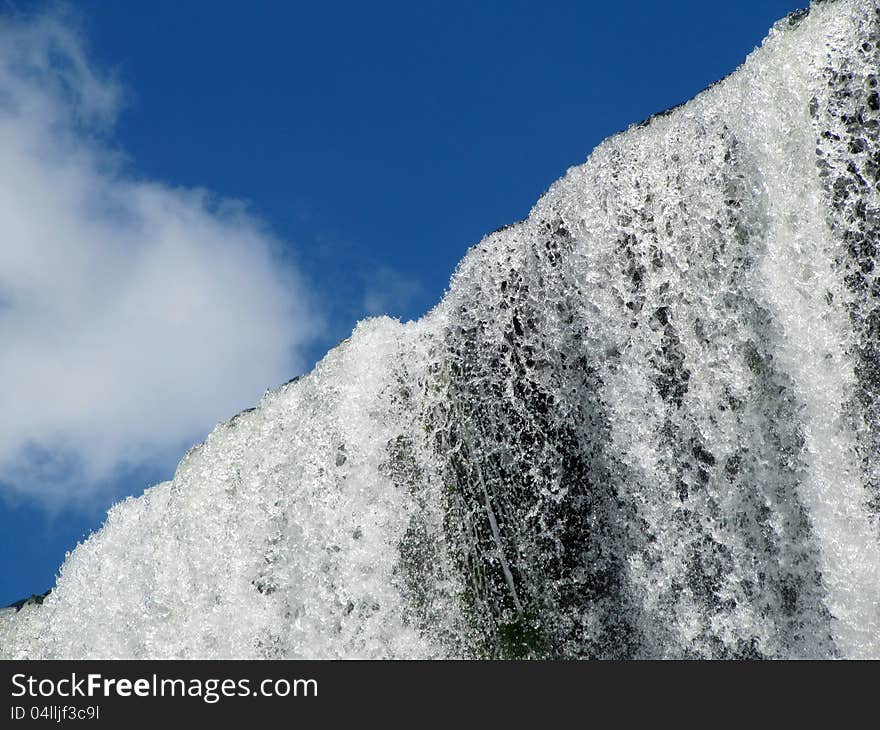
(0, 0, 805, 606)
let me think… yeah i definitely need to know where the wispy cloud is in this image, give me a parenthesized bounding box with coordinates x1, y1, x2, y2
(0, 11, 318, 508)
(362, 265, 423, 319)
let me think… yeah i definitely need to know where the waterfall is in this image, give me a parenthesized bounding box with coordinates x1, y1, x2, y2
(3, 0, 879, 659)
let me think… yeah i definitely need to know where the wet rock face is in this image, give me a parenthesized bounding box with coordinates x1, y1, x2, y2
(813, 4, 880, 514)
(434, 132, 835, 658)
(3, 0, 880, 660)
(436, 220, 644, 658)
(428, 0, 879, 659)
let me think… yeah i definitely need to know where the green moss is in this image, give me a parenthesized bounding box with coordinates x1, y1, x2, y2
(495, 612, 548, 659)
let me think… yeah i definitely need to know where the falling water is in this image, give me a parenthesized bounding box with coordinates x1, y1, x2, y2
(2, 0, 879, 659)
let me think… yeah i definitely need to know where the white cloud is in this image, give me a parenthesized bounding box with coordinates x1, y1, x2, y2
(0, 12, 318, 507)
